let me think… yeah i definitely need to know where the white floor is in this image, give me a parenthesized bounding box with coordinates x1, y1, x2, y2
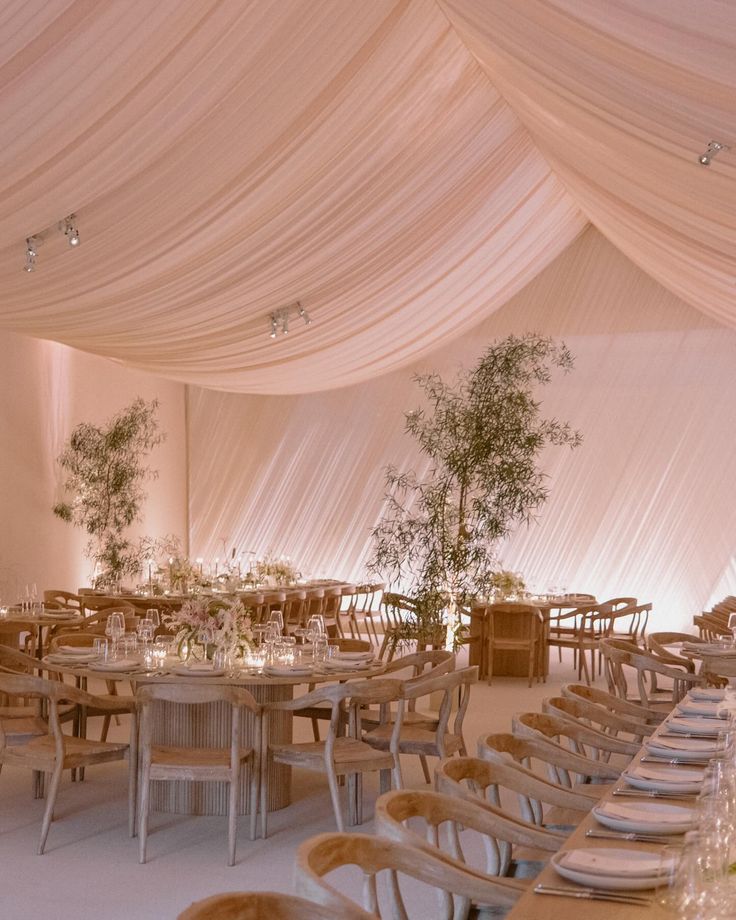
(0, 649, 604, 919)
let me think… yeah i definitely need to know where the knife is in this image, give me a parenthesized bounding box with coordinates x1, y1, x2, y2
(586, 829, 683, 844)
(534, 884, 651, 905)
(614, 789, 696, 800)
(640, 755, 709, 766)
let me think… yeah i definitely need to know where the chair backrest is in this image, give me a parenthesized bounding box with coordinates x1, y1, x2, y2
(43, 590, 82, 611)
(282, 590, 307, 627)
(600, 637, 701, 705)
(478, 731, 620, 787)
(435, 755, 592, 834)
(560, 682, 664, 725)
(374, 788, 561, 897)
(693, 614, 731, 640)
(381, 593, 417, 629)
(295, 831, 525, 918)
(404, 666, 477, 743)
(608, 603, 651, 642)
(177, 892, 352, 920)
(542, 694, 651, 741)
(383, 649, 455, 679)
(512, 709, 639, 758)
(79, 596, 136, 615)
(486, 604, 543, 642)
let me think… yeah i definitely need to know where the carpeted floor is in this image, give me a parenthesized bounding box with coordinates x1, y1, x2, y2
(0, 648, 608, 919)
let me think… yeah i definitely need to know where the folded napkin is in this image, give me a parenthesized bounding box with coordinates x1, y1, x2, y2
(322, 658, 371, 670)
(560, 848, 672, 878)
(631, 763, 704, 783)
(690, 688, 726, 702)
(58, 645, 95, 655)
(669, 717, 723, 734)
(89, 658, 139, 671)
(596, 801, 694, 824)
(678, 699, 723, 713)
(650, 736, 718, 752)
(264, 666, 313, 677)
(332, 652, 374, 662)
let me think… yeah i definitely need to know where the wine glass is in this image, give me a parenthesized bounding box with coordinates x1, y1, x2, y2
(145, 608, 161, 628)
(105, 613, 125, 659)
(268, 610, 284, 635)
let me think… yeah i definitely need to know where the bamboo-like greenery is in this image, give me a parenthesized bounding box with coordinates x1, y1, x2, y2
(53, 398, 164, 587)
(369, 333, 582, 644)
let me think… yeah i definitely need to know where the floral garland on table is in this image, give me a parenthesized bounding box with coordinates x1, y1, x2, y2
(163, 597, 253, 658)
(250, 554, 298, 586)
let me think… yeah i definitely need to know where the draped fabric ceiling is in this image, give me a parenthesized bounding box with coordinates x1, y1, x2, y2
(0, 0, 733, 394)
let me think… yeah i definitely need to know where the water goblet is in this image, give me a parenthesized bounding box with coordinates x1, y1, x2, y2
(145, 608, 161, 628)
(268, 610, 284, 635)
(105, 613, 125, 659)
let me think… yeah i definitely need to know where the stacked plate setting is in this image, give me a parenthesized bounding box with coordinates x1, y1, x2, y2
(552, 848, 675, 891)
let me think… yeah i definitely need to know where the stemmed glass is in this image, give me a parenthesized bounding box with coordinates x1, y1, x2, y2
(268, 610, 284, 635)
(105, 613, 125, 660)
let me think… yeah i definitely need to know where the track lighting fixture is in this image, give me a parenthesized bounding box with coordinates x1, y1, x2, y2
(60, 214, 80, 246)
(698, 140, 730, 166)
(24, 237, 39, 273)
(267, 301, 313, 339)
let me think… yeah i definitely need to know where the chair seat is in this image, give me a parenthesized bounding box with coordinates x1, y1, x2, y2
(148, 744, 252, 782)
(489, 638, 539, 652)
(271, 737, 395, 773)
(361, 707, 438, 729)
(1, 733, 129, 769)
(364, 723, 464, 757)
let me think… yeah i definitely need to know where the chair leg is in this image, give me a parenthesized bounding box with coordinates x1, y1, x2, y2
(326, 763, 344, 832)
(486, 643, 493, 686)
(419, 755, 431, 783)
(227, 770, 238, 866)
(138, 759, 151, 864)
(311, 718, 320, 742)
(128, 711, 138, 839)
(248, 754, 258, 842)
(38, 763, 63, 855)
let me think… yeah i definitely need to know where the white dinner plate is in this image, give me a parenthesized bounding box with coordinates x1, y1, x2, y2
(42, 611, 80, 619)
(668, 717, 724, 736)
(551, 849, 670, 891)
(171, 663, 226, 677)
(88, 658, 140, 672)
(592, 800, 695, 835)
(622, 763, 704, 794)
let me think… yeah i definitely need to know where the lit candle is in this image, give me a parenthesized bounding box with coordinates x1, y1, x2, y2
(196, 557, 203, 575)
(215, 557, 219, 576)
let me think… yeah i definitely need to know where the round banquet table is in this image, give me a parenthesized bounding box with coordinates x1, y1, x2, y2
(0, 607, 84, 657)
(47, 656, 386, 817)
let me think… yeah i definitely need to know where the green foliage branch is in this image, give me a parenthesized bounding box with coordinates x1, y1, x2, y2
(369, 333, 582, 643)
(53, 398, 165, 586)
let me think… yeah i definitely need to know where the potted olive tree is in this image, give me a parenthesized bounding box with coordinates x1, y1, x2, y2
(53, 398, 165, 589)
(369, 333, 581, 648)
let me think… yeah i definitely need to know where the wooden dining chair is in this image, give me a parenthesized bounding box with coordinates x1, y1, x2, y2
(436, 755, 592, 842)
(295, 832, 526, 919)
(375, 788, 563, 891)
(512, 710, 640, 762)
(485, 604, 544, 687)
(136, 683, 261, 865)
(560, 681, 666, 726)
(693, 613, 732, 641)
(546, 603, 613, 684)
(600, 637, 703, 707)
(42, 590, 82, 612)
(177, 891, 356, 920)
(0, 673, 136, 853)
(339, 583, 383, 645)
(363, 666, 477, 782)
(542, 694, 654, 743)
(378, 593, 417, 661)
(261, 678, 404, 835)
(477, 731, 619, 798)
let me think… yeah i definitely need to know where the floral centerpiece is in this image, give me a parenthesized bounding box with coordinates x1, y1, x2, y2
(164, 596, 253, 660)
(250, 554, 298, 586)
(489, 570, 526, 600)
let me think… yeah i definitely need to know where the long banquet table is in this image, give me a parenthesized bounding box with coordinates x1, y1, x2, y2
(506, 699, 706, 919)
(49, 655, 386, 817)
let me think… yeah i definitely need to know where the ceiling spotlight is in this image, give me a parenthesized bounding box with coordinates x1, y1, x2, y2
(698, 140, 730, 166)
(282, 311, 289, 335)
(59, 213, 80, 246)
(297, 301, 312, 325)
(24, 236, 40, 272)
(269, 314, 278, 339)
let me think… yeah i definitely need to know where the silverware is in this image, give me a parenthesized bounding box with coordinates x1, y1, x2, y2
(658, 731, 719, 740)
(534, 884, 652, 905)
(586, 829, 683, 844)
(614, 789, 696, 800)
(641, 755, 709, 766)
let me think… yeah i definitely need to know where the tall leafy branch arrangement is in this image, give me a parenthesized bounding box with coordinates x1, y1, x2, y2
(369, 333, 582, 642)
(53, 398, 165, 587)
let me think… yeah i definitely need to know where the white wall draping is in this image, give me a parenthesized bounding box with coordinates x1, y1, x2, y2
(0, 331, 187, 600)
(189, 228, 736, 630)
(0, 0, 585, 393)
